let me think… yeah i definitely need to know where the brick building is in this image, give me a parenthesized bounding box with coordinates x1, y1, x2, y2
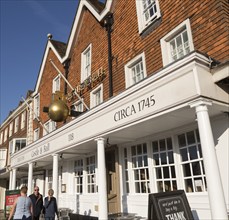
(0, 0, 228, 219)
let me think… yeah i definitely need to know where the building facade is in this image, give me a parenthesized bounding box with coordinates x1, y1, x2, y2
(1, 0, 228, 219)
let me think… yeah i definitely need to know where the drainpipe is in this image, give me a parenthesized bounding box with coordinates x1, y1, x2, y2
(63, 59, 70, 95)
(104, 14, 114, 98)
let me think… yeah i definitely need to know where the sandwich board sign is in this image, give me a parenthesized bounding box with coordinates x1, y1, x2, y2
(5, 190, 20, 218)
(148, 190, 194, 220)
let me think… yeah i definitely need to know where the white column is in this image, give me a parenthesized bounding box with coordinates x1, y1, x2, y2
(28, 162, 33, 195)
(9, 170, 13, 190)
(52, 154, 59, 202)
(96, 137, 108, 220)
(11, 168, 16, 190)
(190, 99, 227, 220)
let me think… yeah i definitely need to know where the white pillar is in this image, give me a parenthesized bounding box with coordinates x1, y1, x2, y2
(11, 168, 16, 190)
(190, 99, 227, 220)
(52, 154, 59, 202)
(96, 137, 108, 220)
(9, 170, 13, 190)
(28, 162, 33, 195)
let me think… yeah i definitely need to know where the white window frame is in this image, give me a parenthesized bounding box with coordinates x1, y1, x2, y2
(0, 132, 3, 145)
(74, 159, 84, 194)
(34, 128, 40, 142)
(34, 94, 40, 118)
(0, 149, 6, 159)
(122, 128, 206, 195)
(43, 120, 56, 136)
(86, 155, 97, 193)
(72, 100, 84, 119)
(90, 84, 103, 108)
(14, 117, 19, 133)
(81, 44, 92, 83)
(160, 19, 194, 66)
(0, 149, 7, 168)
(124, 52, 147, 88)
(4, 128, 8, 142)
(9, 122, 13, 137)
(135, 0, 161, 34)
(52, 75, 61, 93)
(152, 137, 178, 192)
(21, 111, 26, 129)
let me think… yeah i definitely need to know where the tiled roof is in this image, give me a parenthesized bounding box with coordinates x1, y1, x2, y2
(50, 40, 67, 58)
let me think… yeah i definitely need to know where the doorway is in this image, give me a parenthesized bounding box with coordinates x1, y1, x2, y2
(106, 146, 120, 214)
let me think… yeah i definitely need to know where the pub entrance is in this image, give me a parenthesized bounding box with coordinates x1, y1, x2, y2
(106, 146, 121, 214)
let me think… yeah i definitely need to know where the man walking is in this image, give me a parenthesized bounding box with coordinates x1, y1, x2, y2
(29, 186, 43, 220)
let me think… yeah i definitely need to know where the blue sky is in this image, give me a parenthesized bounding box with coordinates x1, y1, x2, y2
(0, 0, 79, 124)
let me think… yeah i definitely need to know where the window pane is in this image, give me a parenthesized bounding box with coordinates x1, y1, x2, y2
(159, 139, 166, 151)
(189, 145, 198, 160)
(152, 141, 158, 152)
(163, 167, 170, 178)
(187, 131, 195, 145)
(180, 148, 188, 161)
(185, 179, 193, 192)
(160, 152, 167, 165)
(183, 164, 191, 177)
(153, 153, 159, 165)
(192, 162, 201, 176)
(178, 134, 186, 147)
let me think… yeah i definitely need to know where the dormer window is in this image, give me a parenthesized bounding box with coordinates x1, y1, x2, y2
(160, 19, 194, 66)
(53, 75, 60, 93)
(81, 44, 92, 82)
(136, 0, 161, 33)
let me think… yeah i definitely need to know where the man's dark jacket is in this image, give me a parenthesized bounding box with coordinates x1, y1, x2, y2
(29, 193, 43, 217)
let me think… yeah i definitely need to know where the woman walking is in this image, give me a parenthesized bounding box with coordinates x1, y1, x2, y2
(43, 189, 58, 220)
(8, 185, 33, 220)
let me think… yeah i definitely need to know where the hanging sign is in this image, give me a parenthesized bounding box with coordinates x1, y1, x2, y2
(148, 190, 194, 220)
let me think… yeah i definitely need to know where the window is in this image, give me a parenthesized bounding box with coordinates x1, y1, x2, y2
(34, 94, 40, 118)
(9, 140, 14, 154)
(9, 138, 26, 154)
(15, 139, 26, 152)
(0, 149, 6, 168)
(90, 84, 103, 108)
(125, 52, 147, 88)
(81, 44, 92, 82)
(152, 137, 177, 192)
(74, 159, 83, 193)
(86, 155, 97, 193)
(48, 170, 53, 189)
(53, 75, 60, 93)
(43, 120, 56, 136)
(136, 0, 161, 33)
(160, 19, 194, 66)
(131, 143, 150, 193)
(124, 148, 130, 193)
(72, 100, 84, 119)
(178, 130, 206, 193)
(9, 123, 13, 137)
(21, 111, 26, 129)
(14, 117, 19, 133)
(122, 129, 205, 195)
(34, 128, 40, 142)
(0, 132, 3, 144)
(4, 128, 8, 142)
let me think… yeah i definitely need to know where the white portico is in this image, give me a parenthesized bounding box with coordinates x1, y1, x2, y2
(10, 52, 228, 219)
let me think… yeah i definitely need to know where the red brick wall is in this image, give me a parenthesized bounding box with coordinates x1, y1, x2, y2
(34, 0, 229, 130)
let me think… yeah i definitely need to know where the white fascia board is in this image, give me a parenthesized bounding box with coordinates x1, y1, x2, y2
(62, 0, 113, 62)
(33, 41, 63, 95)
(212, 64, 229, 83)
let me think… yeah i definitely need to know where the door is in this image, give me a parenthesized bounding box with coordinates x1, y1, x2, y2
(106, 146, 120, 214)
